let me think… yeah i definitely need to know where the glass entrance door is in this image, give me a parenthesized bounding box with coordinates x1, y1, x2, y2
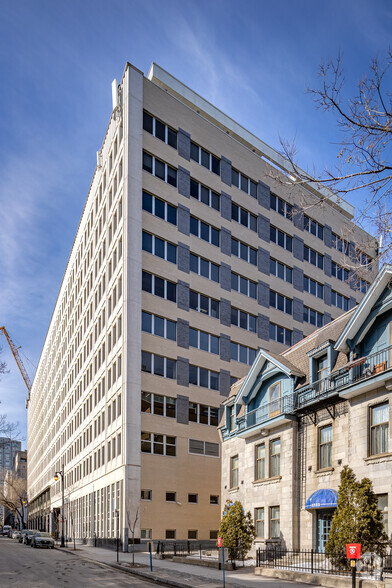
(316, 509, 334, 553)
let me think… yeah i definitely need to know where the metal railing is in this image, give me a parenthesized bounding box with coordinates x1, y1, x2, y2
(237, 394, 296, 431)
(256, 547, 386, 579)
(297, 345, 392, 410)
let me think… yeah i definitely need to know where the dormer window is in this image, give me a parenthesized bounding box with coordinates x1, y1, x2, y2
(269, 382, 281, 417)
(317, 355, 329, 381)
(228, 405, 236, 431)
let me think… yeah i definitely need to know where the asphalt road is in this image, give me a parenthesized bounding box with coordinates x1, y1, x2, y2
(0, 537, 155, 588)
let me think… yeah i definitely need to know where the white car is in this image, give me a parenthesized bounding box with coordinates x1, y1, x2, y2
(31, 532, 55, 549)
(12, 530, 20, 539)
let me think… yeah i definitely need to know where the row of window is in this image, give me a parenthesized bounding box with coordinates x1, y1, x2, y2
(141, 529, 219, 540)
(143, 111, 177, 149)
(191, 142, 220, 175)
(141, 433, 220, 457)
(190, 178, 220, 211)
(141, 351, 220, 390)
(141, 489, 219, 504)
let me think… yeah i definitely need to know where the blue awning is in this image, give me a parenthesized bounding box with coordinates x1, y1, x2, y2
(305, 489, 338, 510)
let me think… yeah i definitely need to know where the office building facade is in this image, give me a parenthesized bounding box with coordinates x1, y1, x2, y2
(27, 62, 376, 544)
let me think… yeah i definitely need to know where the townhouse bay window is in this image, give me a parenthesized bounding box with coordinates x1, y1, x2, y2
(370, 403, 389, 455)
(230, 455, 239, 488)
(319, 425, 332, 469)
(255, 508, 265, 538)
(270, 506, 280, 538)
(255, 444, 265, 480)
(270, 439, 281, 477)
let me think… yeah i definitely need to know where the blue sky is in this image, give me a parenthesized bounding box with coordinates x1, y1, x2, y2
(0, 0, 391, 444)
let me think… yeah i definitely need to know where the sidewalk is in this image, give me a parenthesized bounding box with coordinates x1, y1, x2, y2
(56, 542, 316, 588)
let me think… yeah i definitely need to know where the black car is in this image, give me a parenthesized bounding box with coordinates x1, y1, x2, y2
(23, 530, 39, 545)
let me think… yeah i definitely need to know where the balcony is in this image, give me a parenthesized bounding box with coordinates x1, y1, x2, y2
(296, 345, 392, 412)
(235, 394, 297, 437)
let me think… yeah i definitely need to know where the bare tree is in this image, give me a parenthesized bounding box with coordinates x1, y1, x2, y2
(0, 471, 27, 528)
(0, 345, 7, 376)
(126, 507, 139, 566)
(279, 49, 392, 267)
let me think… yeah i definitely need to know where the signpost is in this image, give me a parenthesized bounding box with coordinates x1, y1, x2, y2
(218, 537, 225, 588)
(346, 544, 361, 588)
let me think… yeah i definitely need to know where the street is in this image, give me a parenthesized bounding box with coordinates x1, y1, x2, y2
(0, 537, 154, 588)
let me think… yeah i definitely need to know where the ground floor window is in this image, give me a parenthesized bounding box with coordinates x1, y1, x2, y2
(378, 494, 388, 534)
(269, 506, 280, 538)
(255, 507, 264, 538)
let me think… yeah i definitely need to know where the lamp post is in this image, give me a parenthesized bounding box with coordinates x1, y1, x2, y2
(54, 466, 65, 548)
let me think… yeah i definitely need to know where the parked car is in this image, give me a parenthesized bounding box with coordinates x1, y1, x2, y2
(31, 532, 54, 549)
(7, 528, 16, 538)
(2, 525, 12, 536)
(23, 530, 39, 545)
(11, 530, 20, 540)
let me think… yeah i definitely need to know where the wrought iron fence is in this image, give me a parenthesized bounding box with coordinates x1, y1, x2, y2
(256, 547, 387, 579)
(155, 541, 245, 565)
(237, 393, 296, 431)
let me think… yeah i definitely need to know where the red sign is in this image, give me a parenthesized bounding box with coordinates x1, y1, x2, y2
(346, 544, 361, 559)
(217, 537, 222, 547)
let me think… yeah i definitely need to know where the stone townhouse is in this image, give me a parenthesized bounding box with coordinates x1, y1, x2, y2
(220, 264, 392, 552)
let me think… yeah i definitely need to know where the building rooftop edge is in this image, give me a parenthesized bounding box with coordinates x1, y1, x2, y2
(147, 62, 355, 220)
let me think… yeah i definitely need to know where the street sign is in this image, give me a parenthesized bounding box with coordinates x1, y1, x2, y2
(346, 543, 361, 559)
(217, 537, 222, 547)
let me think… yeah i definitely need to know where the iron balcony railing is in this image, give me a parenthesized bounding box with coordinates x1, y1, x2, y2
(297, 345, 392, 410)
(236, 394, 296, 432)
(222, 346, 392, 437)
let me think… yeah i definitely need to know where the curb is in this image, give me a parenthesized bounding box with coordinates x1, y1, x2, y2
(54, 546, 215, 588)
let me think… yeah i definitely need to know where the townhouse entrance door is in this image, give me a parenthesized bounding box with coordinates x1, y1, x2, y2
(316, 509, 334, 553)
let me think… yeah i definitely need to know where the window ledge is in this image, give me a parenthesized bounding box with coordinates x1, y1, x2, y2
(315, 467, 334, 475)
(228, 486, 239, 493)
(252, 476, 282, 486)
(364, 452, 392, 463)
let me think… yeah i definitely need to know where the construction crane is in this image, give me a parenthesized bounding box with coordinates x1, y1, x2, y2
(0, 326, 32, 406)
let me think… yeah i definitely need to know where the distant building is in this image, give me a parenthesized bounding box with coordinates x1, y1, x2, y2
(13, 450, 27, 480)
(0, 438, 21, 526)
(220, 265, 392, 553)
(27, 62, 377, 545)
